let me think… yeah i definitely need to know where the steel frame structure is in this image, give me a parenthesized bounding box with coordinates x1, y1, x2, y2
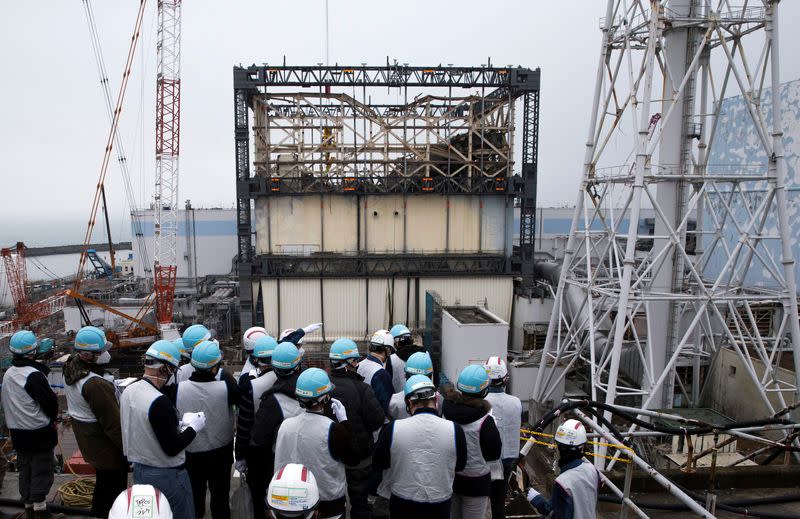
(234, 63, 540, 328)
(153, 0, 181, 324)
(533, 0, 800, 467)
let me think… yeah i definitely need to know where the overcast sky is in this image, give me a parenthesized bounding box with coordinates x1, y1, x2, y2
(1, 1, 799, 246)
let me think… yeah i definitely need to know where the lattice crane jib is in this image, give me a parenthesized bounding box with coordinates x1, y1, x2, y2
(154, 0, 181, 324)
(534, 0, 800, 467)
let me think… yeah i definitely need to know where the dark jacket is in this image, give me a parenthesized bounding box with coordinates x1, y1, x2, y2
(442, 385, 502, 497)
(235, 371, 256, 462)
(5, 357, 58, 451)
(249, 371, 301, 473)
(329, 368, 386, 460)
(63, 354, 127, 470)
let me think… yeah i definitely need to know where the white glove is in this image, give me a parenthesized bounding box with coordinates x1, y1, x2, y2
(527, 487, 541, 502)
(234, 460, 247, 474)
(331, 398, 348, 422)
(185, 412, 206, 433)
(302, 322, 323, 334)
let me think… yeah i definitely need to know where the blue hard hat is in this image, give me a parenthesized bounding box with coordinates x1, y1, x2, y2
(191, 340, 223, 370)
(404, 374, 436, 398)
(182, 324, 211, 354)
(253, 335, 279, 359)
(389, 324, 411, 338)
(9, 330, 37, 355)
(405, 351, 433, 376)
(145, 339, 181, 368)
(172, 338, 187, 358)
(271, 342, 302, 370)
(329, 338, 360, 361)
(74, 326, 107, 352)
(295, 367, 333, 399)
(457, 364, 490, 395)
(38, 338, 54, 355)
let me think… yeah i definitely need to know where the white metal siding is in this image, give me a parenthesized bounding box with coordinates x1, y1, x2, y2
(406, 196, 447, 252)
(324, 197, 358, 252)
(419, 277, 513, 323)
(278, 279, 322, 336)
(364, 196, 405, 252)
(323, 279, 367, 339)
(448, 197, 480, 252)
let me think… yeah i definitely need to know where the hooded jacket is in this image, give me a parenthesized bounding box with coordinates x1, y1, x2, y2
(63, 354, 127, 470)
(329, 368, 386, 460)
(441, 385, 502, 497)
(249, 371, 303, 474)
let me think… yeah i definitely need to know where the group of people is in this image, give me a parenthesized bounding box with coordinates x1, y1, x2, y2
(0, 322, 600, 519)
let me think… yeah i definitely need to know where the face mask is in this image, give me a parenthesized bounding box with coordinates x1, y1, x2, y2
(97, 351, 112, 365)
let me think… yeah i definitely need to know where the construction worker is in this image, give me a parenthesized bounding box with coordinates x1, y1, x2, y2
(373, 375, 467, 518)
(266, 463, 320, 519)
(274, 368, 360, 519)
(526, 419, 599, 519)
(387, 351, 440, 420)
(175, 340, 239, 519)
(0, 330, 63, 519)
(443, 365, 502, 519)
(248, 342, 304, 519)
(120, 340, 206, 519)
(234, 335, 278, 477)
(108, 485, 173, 519)
(357, 329, 395, 415)
(387, 324, 425, 393)
(484, 356, 523, 519)
(177, 324, 222, 382)
(241, 326, 269, 380)
(63, 326, 127, 517)
(328, 338, 385, 519)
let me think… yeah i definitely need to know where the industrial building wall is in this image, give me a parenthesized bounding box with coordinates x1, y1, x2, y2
(132, 208, 237, 278)
(254, 194, 511, 255)
(256, 276, 513, 340)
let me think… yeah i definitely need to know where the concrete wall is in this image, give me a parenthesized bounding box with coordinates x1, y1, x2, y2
(510, 295, 554, 351)
(440, 307, 509, 385)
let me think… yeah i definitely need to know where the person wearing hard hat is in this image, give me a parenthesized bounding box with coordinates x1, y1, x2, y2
(0, 331, 63, 519)
(176, 324, 223, 383)
(248, 342, 305, 519)
(108, 484, 173, 519)
(328, 338, 385, 519)
(277, 322, 323, 347)
(387, 351, 441, 420)
(527, 419, 600, 519)
(387, 324, 425, 393)
(120, 340, 206, 519)
(241, 326, 269, 382)
(266, 463, 320, 519)
(63, 326, 127, 517)
(484, 356, 523, 519)
(373, 375, 467, 517)
(442, 365, 502, 519)
(357, 330, 395, 415)
(274, 368, 360, 519)
(234, 336, 278, 479)
(175, 341, 239, 519)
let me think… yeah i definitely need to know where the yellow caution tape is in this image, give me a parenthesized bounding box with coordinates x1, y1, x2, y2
(519, 435, 633, 464)
(520, 429, 634, 452)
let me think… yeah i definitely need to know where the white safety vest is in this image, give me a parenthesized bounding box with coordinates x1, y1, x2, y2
(358, 357, 384, 387)
(273, 393, 302, 423)
(555, 459, 600, 519)
(176, 363, 223, 383)
(485, 391, 523, 460)
(242, 357, 255, 375)
(389, 411, 457, 503)
(389, 354, 405, 393)
(458, 415, 491, 478)
(0, 366, 51, 430)
(274, 412, 346, 501)
(65, 372, 115, 423)
(251, 371, 278, 411)
(120, 379, 185, 468)
(176, 379, 234, 453)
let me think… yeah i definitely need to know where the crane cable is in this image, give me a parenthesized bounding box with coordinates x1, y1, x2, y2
(74, 0, 148, 290)
(80, 0, 152, 278)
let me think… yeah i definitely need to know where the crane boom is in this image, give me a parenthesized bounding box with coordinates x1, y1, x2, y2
(153, 0, 181, 324)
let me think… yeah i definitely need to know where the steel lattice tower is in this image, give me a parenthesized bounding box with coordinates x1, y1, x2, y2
(533, 0, 800, 463)
(153, 0, 181, 324)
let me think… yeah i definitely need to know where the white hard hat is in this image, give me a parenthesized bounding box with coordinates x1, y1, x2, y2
(108, 485, 172, 519)
(243, 326, 269, 352)
(268, 463, 320, 517)
(484, 356, 508, 380)
(279, 328, 303, 344)
(369, 329, 394, 348)
(555, 418, 588, 447)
